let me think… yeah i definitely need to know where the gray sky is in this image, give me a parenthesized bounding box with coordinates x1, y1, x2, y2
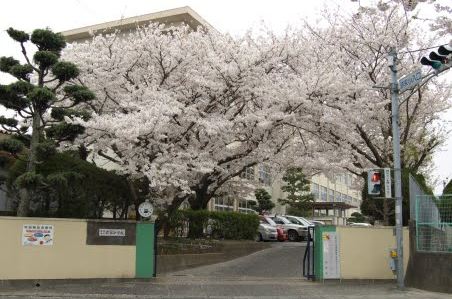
(1, 0, 451, 193)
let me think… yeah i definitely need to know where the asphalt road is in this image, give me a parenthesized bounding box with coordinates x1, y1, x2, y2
(167, 241, 305, 278)
(1, 242, 451, 298)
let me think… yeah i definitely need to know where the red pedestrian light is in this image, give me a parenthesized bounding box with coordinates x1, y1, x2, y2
(371, 172, 381, 183)
(368, 170, 382, 196)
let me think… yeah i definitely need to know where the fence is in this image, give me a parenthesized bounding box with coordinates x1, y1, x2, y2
(415, 195, 452, 253)
(168, 210, 259, 240)
(405, 175, 452, 293)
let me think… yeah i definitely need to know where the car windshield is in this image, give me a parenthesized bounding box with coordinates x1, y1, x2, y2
(286, 216, 303, 225)
(276, 217, 291, 224)
(296, 217, 313, 226)
(264, 217, 277, 226)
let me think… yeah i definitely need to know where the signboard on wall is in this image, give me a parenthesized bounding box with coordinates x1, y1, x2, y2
(22, 224, 54, 246)
(86, 221, 136, 245)
(99, 228, 126, 237)
(322, 231, 340, 279)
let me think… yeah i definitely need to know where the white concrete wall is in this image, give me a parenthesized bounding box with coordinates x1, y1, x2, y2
(0, 217, 135, 280)
(337, 226, 409, 279)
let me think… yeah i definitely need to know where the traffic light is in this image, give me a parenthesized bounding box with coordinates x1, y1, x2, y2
(368, 170, 382, 196)
(420, 43, 452, 70)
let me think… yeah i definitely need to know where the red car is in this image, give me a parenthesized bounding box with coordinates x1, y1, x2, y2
(261, 215, 288, 242)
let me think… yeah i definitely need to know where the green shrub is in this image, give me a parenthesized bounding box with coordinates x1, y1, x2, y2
(168, 209, 259, 240)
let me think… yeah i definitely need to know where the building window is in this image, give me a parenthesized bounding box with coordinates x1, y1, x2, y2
(344, 174, 354, 186)
(335, 192, 342, 202)
(328, 189, 334, 202)
(341, 193, 347, 202)
(311, 183, 319, 200)
(238, 199, 256, 214)
(336, 174, 343, 184)
(238, 199, 247, 209)
(337, 173, 353, 185)
(240, 166, 255, 180)
(214, 197, 234, 211)
(258, 164, 271, 185)
(320, 186, 327, 202)
(346, 195, 352, 203)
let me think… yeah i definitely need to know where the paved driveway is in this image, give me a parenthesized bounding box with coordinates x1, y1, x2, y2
(1, 242, 450, 298)
(167, 241, 305, 278)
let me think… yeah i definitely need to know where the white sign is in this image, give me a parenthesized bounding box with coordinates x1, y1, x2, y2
(384, 168, 392, 198)
(398, 68, 422, 92)
(322, 231, 340, 279)
(22, 224, 54, 246)
(138, 201, 154, 218)
(99, 229, 126, 237)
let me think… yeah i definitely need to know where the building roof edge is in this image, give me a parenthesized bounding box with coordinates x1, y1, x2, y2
(60, 6, 215, 42)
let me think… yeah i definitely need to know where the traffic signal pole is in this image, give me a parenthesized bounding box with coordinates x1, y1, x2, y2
(388, 47, 404, 289)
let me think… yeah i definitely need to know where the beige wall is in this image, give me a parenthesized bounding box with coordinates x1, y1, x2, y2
(337, 226, 409, 279)
(0, 217, 135, 280)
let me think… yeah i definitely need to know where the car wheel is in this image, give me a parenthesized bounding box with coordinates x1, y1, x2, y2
(288, 230, 299, 242)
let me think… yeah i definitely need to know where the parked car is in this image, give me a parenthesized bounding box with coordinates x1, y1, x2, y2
(271, 215, 308, 241)
(308, 220, 325, 226)
(260, 216, 287, 242)
(283, 215, 314, 227)
(256, 218, 278, 241)
(281, 215, 313, 241)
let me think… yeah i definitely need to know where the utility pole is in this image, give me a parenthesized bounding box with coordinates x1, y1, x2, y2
(388, 47, 404, 289)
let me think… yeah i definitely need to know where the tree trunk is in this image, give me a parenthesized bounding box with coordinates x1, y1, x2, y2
(163, 223, 171, 239)
(188, 177, 213, 211)
(127, 179, 140, 220)
(17, 112, 41, 217)
(120, 198, 130, 220)
(188, 186, 213, 238)
(155, 193, 189, 236)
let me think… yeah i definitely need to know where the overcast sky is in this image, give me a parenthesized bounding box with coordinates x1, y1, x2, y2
(1, 0, 451, 193)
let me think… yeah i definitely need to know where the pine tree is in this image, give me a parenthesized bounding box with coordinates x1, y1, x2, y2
(0, 28, 94, 216)
(278, 167, 314, 216)
(252, 188, 275, 214)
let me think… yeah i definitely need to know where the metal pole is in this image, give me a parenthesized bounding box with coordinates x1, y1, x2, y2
(389, 47, 404, 289)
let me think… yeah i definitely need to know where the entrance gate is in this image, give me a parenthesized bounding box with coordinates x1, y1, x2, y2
(303, 226, 315, 280)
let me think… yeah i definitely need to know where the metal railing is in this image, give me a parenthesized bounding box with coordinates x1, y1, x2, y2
(415, 195, 452, 253)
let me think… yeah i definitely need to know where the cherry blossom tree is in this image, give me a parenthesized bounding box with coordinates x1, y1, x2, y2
(289, 4, 450, 176)
(63, 2, 450, 228)
(381, 0, 451, 35)
(288, 3, 451, 223)
(63, 25, 323, 226)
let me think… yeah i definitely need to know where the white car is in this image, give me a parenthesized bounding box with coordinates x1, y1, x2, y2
(284, 215, 314, 227)
(256, 219, 278, 241)
(271, 216, 309, 241)
(283, 215, 315, 240)
(309, 220, 325, 226)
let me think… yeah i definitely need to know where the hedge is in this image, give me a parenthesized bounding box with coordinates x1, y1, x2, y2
(168, 209, 259, 240)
